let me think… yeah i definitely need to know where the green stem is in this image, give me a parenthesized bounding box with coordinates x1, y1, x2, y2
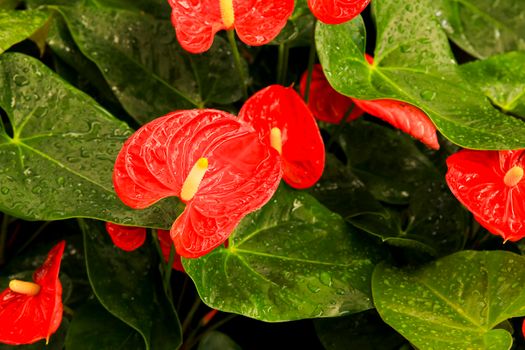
(152, 230, 173, 298)
(15, 221, 50, 255)
(182, 296, 202, 334)
(0, 213, 10, 265)
(326, 105, 355, 149)
(185, 314, 237, 349)
(276, 43, 290, 85)
(227, 30, 248, 100)
(176, 275, 189, 312)
(303, 22, 317, 103)
(163, 242, 176, 299)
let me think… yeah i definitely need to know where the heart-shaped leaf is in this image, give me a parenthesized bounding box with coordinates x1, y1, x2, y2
(315, 0, 525, 150)
(0, 53, 180, 228)
(373, 250, 525, 350)
(183, 186, 386, 322)
(0, 10, 50, 54)
(81, 219, 182, 350)
(55, 5, 245, 123)
(433, 0, 525, 59)
(65, 302, 143, 350)
(460, 51, 525, 117)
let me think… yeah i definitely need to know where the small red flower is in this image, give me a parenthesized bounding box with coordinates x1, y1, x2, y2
(113, 109, 282, 258)
(300, 63, 439, 149)
(239, 85, 325, 189)
(106, 222, 146, 252)
(168, 0, 294, 53)
(446, 149, 525, 241)
(308, 0, 370, 24)
(0, 241, 65, 345)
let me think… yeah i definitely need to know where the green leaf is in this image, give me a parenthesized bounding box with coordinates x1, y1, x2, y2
(198, 332, 241, 350)
(434, 0, 525, 59)
(272, 0, 315, 47)
(0, 53, 181, 228)
(460, 51, 525, 117)
(314, 310, 406, 350)
(56, 6, 244, 123)
(81, 219, 182, 350)
(315, 0, 525, 150)
(372, 250, 525, 350)
(183, 186, 386, 322)
(0, 10, 50, 54)
(65, 302, 144, 350)
(338, 120, 438, 204)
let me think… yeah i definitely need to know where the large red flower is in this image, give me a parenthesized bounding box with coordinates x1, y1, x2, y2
(113, 109, 282, 258)
(0, 241, 65, 345)
(446, 150, 525, 241)
(168, 0, 294, 53)
(239, 85, 325, 189)
(308, 0, 370, 24)
(300, 63, 439, 150)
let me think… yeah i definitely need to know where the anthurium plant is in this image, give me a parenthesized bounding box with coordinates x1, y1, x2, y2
(1, 0, 525, 349)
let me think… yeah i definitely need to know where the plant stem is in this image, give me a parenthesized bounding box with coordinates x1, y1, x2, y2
(163, 242, 176, 299)
(303, 22, 317, 103)
(176, 275, 189, 312)
(182, 295, 202, 334)
(15, 221, 51, 255)
(227, 30, 248, 100)
(0, 213, 10, 266)
(185, 314, 237, 349)
(276, 43, 290, 85)
(326, 105, 355, 149)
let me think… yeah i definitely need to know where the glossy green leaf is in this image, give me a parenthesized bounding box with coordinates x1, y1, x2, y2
(373, 250, 525, 350)
(434, 0, 525, 59)
(315, 0, 525, 150)
(81, 219, 182, 350)
(460, 51, 525, 117)
(308, 153, 386, 220)
(56, 6, 244, 123)
(314, 310, 406, 350)
(0, 53, 180, 228)
(272, 0, 315, 47)
(65, 302, 144, 350)
(338, 120, 438, 204)
(198, 332, 241, 350)
(0, 10, 50, 54)
(183, 186, 386, 322)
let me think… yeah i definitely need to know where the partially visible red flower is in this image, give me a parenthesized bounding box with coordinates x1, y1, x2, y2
(168, 0, 294, 53)
(446, 149, 525, 241)
(239, 85, 325, 189)
(0, 241, 65, 345)
(299, 64, 363, 123)
(158, 229, 185, 272)
(300, 62, 439, 149)
(308, 0, 370, 24)
(106, 222, 146, 252)
(522, 319, 525, 339)
(113, 109, 282, 258)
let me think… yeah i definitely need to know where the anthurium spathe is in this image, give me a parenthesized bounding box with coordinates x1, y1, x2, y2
(113, 109, 282, 258)
(446, 150, 525, 242)
(308, 0, 370, 24)
(238, 85, 325, 189)
(106, 222, 147, 252)
(300, 63, 440, 149)
(0, 241, 65, 345)
(168, 0, 294, 53)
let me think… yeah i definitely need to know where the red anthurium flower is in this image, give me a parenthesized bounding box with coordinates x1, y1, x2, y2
(0, 241, 65, 345)
(522, 319, 525, 339)
(158, 229, 185, 272)
(308, 0, 370, 24)
(239, 85, 325, 189)
(113, 109, 282, 258)
(446, 149, 525, 242)
(299, 64, 363, 123)
(300, 62, 439, 149)
(106, 222, 146, 252)
(168, 0, 295, 53)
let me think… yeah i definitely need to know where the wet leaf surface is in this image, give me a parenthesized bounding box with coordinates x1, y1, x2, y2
(315, 0, 525, 150)
(373, 250, 525, 349)
(434, 0, 525, 59)
(183, 186, 386, 322)
(81, 219, 181, 350)
(0, 53, 180, 228)
(0, 9, 50, 54)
